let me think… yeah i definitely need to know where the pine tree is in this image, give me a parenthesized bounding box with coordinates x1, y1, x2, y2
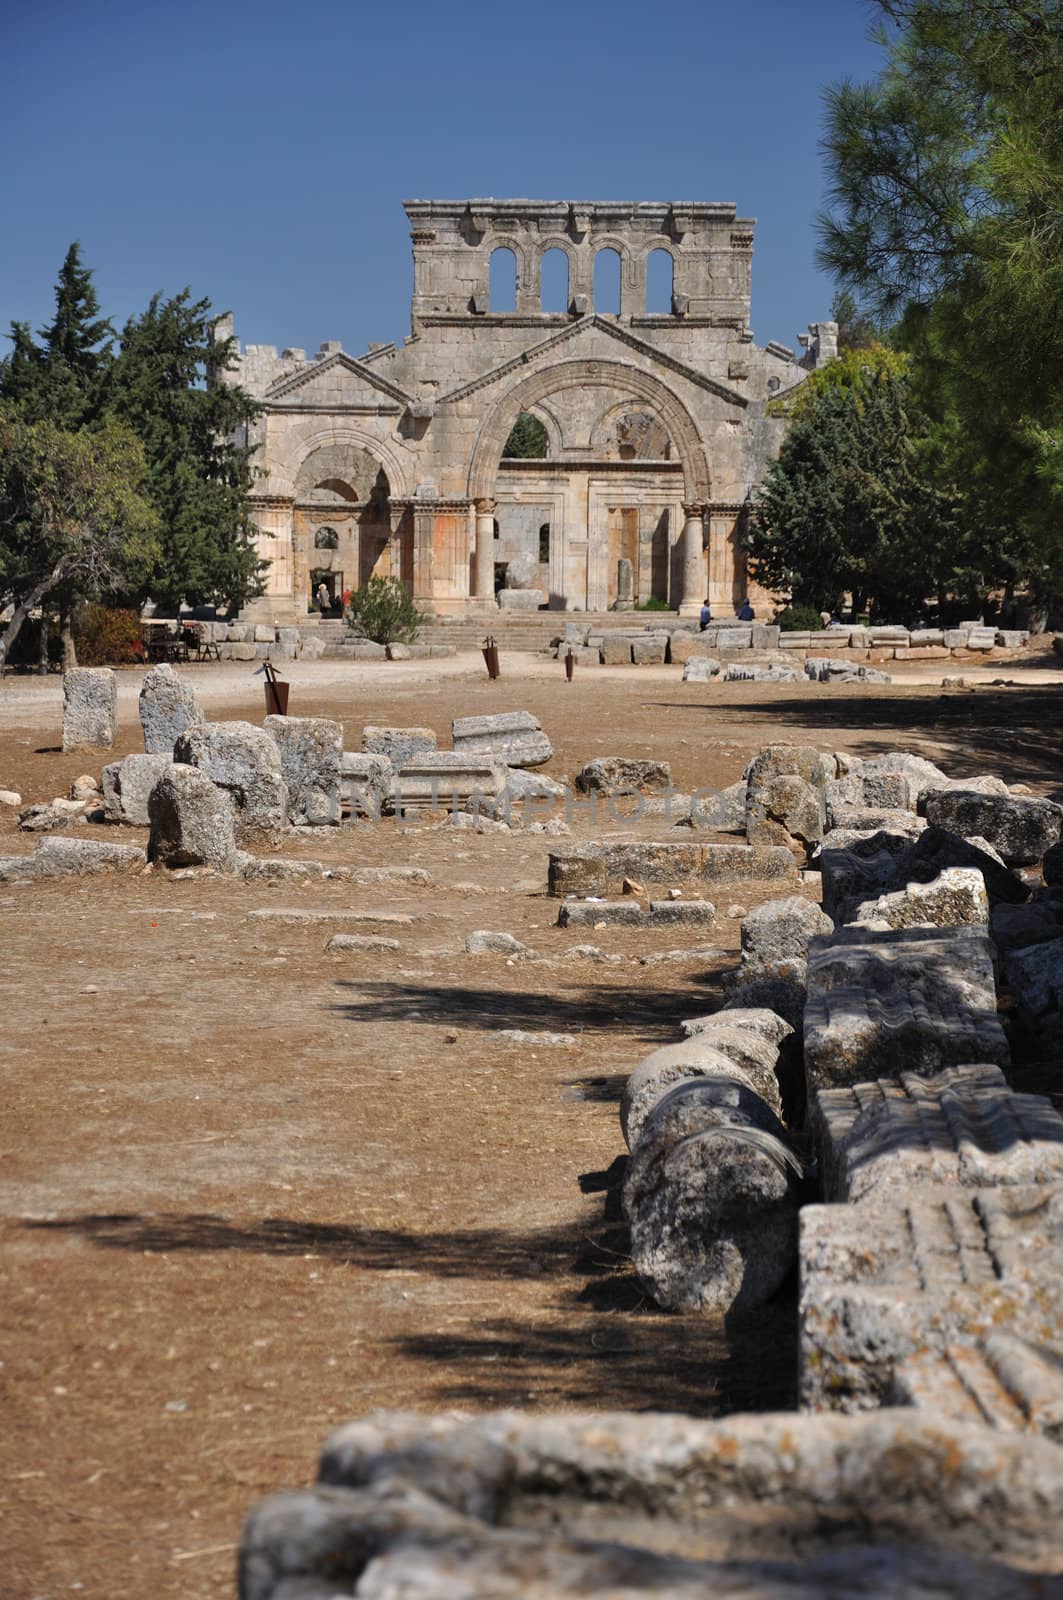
(106, 290, 265, 609)
(0, 243, 116, 426)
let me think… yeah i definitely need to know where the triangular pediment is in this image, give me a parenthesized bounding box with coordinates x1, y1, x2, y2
(265, 350, 413, 407)
(439, 315, 748, 409)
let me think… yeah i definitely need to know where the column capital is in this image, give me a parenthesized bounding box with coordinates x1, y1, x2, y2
(474, 497, 497, 516)
(682, 501, 707, 522)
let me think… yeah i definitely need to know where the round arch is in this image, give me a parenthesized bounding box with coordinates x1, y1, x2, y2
(467, 358, 711, 502)
(276, 424, 411, 503)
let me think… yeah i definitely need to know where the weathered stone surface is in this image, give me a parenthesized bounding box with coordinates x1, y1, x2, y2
(624, 1077, 802, 1312)
(852, 866, 989, 931)
(390, 751, 508, 811)
(486, 768, 566, 822)
(497, 586, 545, 610)
(598, 634, 633, 665)
(638, 944, 722, 966)
(465, 930, 535, 958)
(62, 667, 117, 751)
(817, 830, 914, 922)
(804, 925, 1009, 1092)
(681, 654, 721, 682)
(902, 825, 1028, 905)
(361, 725, 436, 768)
(686, 778, 746, 831)
(547, 840, 796, 896)
(741, 896, 833, 966)
(0, 854, 37, 882)
(247, 908, 414, 926)
(622, 1037, 782, 1146)
(34, 836, 147, 877)
(101, 753, 176, 826)
(326, 933, 402, 955)
(722, 973, 808, 1033)
(991, 898, 1063, 952)
(264, 714, 342, 826)
(1005, 937, 1063, 1048)
(557, 898, 645, 927)
(173, 721, 288, 840)
(241, 1409, 1063, 1597)
(0, 789, 21, 807)
(670, 631, 719, 664)
(631, 633, 667, 664)
(829, 805, 926, 837)
(340, 752, 392, 819)
(147, 764, 240, 870)
(1043, 841, 1063, 885)
(451, 710, 552, 768)
(18, 800, 83, 833)
(811, 1064, 1063, 1202)
(724, 661, 802, 683)
(504, 551, 539, 589)
(574, 757, 671, 794)
(682, 1006, 794, 1049)
(745, 745, 834, 855)
(137, 663, 203, 754)
(70, 774, 100, 801)
(923, 789, 1063, 866)
(800, 1183, 1063, 1424)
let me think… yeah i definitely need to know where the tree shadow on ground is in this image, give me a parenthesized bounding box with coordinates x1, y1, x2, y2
(649, 686, 1063, 798)
(330, 976, 728, 1037)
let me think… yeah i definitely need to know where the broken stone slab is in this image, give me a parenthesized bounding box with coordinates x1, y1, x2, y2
(137, 662, 203, 754)
(465, 930, 535, 958)
(1005, 937, 1063, 1049)
(810, 1063, 1063, 1203)
(622, 1037, 783, 1147)
(241, 1410, 1063, 1597)
(547, 840, 797, 897)
(631, 634, 667, 664)
(597, 634, 632, 665)
(246, 908, 414, 926)
(900, 824, 1028, 906)
(360, 725, 436, 768)
(497, 1029, 576, 1046)
(745, 744, 835, 855)
(684, 778, 747, 832)
(173, 721, 288, 842)
(829, 805, 926, 837)
(682, 1006, 794, 1048)
(17, 800, 85, 833)
(101, 753, 174, 826)
(681, 654, 721, 682)
(346, 866, 432, 889)
(624, 1076, 803, 1313)
(340, 752, 392, 820)
(0, 789, 22, 807)
(724, 662, 803, 683)
(646, 898, 717, 925)
(0, 854, 38, 882)
(804, 924, 1009, 1093)
(325, 933, 402, 955)
(147, 764, 240, 871)
(485, 768, 566, 822)
(574, 757, 671, 794)
(390, 752, 509, 812)
(264, 714, 342, 826)
(557, 898, 645, 928)
(922, 789, 1063, 867)
(852, 865, 989, 931)
(740, 896, 833, 967)
(799, 1182, 1063, 1421)
(637, 945, 722, 966)
(451, 710, 552, 768)
(33, 836, 147, 877)
(236, 855, 349, 883)
(62, 667, 117, 751)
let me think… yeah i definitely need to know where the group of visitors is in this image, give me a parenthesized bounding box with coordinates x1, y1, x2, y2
(699, 598, 755, 630)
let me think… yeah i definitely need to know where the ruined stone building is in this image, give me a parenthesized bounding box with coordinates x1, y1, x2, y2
(218, 200, 836, 620)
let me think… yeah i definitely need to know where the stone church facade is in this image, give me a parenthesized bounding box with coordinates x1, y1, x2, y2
(217, 199, 836, 620)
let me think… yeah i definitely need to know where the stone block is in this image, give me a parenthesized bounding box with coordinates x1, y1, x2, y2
(740, 895, 833, 966)
(452, 710, 552, 768)
(229, 642, 256, 661)
(852, 865, 989, 931)
(173, 721, 288, 841)
(147, 763, 239, 870)
(62, 668, 117, 751)
(716, 626, 753, 650)
(340, 752, 392, 820)
(681, 655, 720, 682)
(361, 725, 436, 768)
(944, 628, 971, 648)
(1005, 937, 1063, 1049)
(647, 898, 716, 925)
(598, 634, 633, 665)
(34, 836, 147, 877)
(264, 714, 342, 826)
(810, 1063, 1063, 1203)
(894, 645, 949, 660)
(137, 663, 203, 754)
(557, 898, 646, 928)
(631, 634, 667, 664)
(725, 662, 802, 682)
(903, 825, 1029, 905)
(226, 623, 253, 643)
(991, 898, 1063, 952)
(547, 840, 795, 896)
(568, 645, 600, 665)
(298, 633, 326, 659)
(751, 622, 781, 649)
(804, 924, 1009, 1093)
(777, 631, 811, 648)
(254, 624, 276, 643)
(348, 642, 387, 659)
(923, 790, 1062, 867)
(497, 588, 545, 610)
(390, 751, 508, 812)
(101, 753, 176, 826)
(745, 744, 834, 855)
(1044, 841, 1063, 885)
(0, 854, 38, 882)
(668, 631, 717, 663)
(624, 1076, 802, 1312)
(996, 629, 1029, 648)
(574, 757, 671, 794)
(909, 629, 946, 646)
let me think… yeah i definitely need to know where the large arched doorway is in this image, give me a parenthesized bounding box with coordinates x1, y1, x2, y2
(292, 445, 393, 613)
(471, 361, 709, 610)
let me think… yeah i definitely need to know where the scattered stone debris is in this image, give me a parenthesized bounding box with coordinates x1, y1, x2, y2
(62, 667, 117, 751)
(138, 662, 203, 754)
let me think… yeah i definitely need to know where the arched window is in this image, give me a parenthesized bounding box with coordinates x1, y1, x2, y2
(502, 413, 549, 458)
(538, 523, 551, 563)
(489, 247, 517, 313)
(314, 526, 339, 549)
(540, 248, 569, 313)
(646, 249, 674, 314)
(594, 248, 621, 315)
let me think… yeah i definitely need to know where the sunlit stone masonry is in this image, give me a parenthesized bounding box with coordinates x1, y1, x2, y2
(214, 198, 838, 622)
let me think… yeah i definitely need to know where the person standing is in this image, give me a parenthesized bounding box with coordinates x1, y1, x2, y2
(316, 580, 331, 614)
(699, 598, 713, 631)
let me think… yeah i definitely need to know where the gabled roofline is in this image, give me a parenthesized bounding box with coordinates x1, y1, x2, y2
(265, 349, 414, 406)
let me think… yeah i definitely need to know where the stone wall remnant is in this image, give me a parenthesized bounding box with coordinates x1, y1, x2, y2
(62, 668, 117, 751)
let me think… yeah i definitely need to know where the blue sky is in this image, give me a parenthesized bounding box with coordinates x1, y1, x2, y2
(2, 0, 886, 360)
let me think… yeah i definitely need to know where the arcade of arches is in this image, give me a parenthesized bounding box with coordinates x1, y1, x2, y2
(218, 199, 837, 620)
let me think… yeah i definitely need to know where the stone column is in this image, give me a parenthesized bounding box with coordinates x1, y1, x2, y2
(677, 503, 706, 617)
(412, 504, 435, 609)
(473, 498, 497, 605)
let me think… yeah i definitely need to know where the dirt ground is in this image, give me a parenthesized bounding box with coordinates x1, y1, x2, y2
(2, 647, 1062, 1599)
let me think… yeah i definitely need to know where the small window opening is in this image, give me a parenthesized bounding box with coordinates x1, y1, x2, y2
(594, 248, 621, 315)
(538, 523, 551, 564)
(489, 247, 517, 313)
(540, 249, 569, 313)
(646, 249, 674, 314)
(314, 526, 339, 549)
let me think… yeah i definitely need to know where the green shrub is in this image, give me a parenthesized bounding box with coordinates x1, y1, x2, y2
(346, 577, 424, 645)
(776, 604, 824, 633)
(635, 595, 669, 611)
(74, 605, 146, 665)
